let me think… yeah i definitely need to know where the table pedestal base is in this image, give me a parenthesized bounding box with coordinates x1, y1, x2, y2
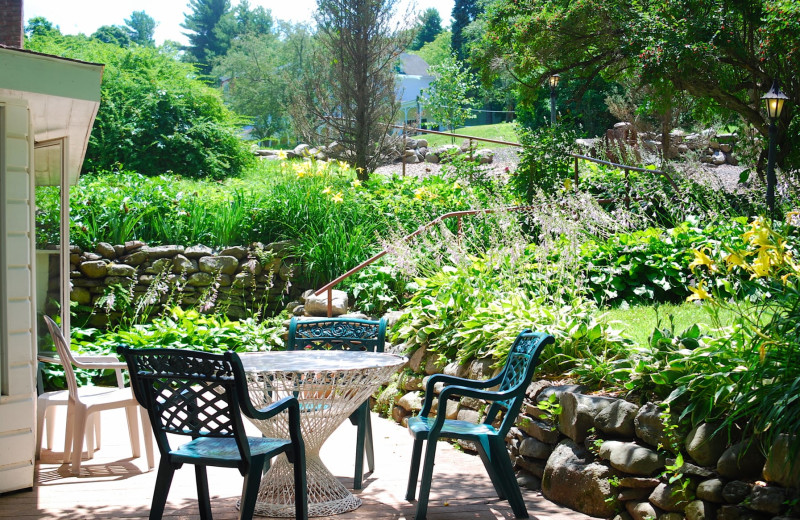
(254, 454, 361, 518)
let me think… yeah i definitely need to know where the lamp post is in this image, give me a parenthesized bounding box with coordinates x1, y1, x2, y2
(549, 74, 560, 125)
(762, 81, 789, 215)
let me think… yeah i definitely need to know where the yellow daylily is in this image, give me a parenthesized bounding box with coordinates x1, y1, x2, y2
(724, 250, 749, 271)
(277, 150, 288, 160)
(414, 187, 426, 200)
(452, 181, 462, 190)
(337, 160, 349, 170)
(322, 186, 332, 195)
(750, 249, 774, 278)
(686, 281, 712, 301)
(331, 192, 344, 203)
(688, 248, 718, 272)
(351, 179, 361, 188)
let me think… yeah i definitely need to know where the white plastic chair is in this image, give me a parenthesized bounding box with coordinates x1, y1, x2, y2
(41, 316, 154, 474)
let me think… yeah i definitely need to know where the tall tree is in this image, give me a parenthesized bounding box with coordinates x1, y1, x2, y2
(92, 25, 130, 47)
(181, 0, 231, 74)
(451, 0, 480, 61)
(474, 0, 800, 171)
(25, 16, 58, 38)
(410, 8, 442, 51)
(124, 11, 156, 46)
(423, 54, 477, 134)
(291, 0, 411, 179)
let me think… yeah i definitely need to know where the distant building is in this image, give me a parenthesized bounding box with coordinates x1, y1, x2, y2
(395, 53, 433, 128)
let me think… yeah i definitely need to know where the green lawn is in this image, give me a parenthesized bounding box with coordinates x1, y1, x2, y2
(598, 302, 738, 345)
(418, 122, 521, 149)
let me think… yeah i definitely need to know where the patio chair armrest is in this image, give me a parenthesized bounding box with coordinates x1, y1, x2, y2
(244, 395, 300, 422)
(421, 384, 517, 418)
(425, 372, 501, 391)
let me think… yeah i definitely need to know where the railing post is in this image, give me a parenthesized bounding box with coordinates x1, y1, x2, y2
(402, 130, 407, 177)
(624, 168, 631, 209)
(574, 156, 580, 191)
(327, 288, 333, 317)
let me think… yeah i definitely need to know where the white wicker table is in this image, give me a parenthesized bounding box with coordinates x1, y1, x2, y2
(239, 350, 405, 517)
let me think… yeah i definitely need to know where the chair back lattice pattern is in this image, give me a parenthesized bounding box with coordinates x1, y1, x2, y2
(288, 317, 387, 353)
(485, 330, 554, 433)
(119, 348, 250, 457)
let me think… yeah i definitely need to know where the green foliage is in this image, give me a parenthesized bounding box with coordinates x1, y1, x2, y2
(92, 25, 131, 47)
(410, 8, 443, 51)
(181, 0, 231, 74)
(411, 30, 452, 68)
(451, 0, 480, 61)
(26, 32, 252, 179)
(513, 124, 579, 202)
(124, 11, 156, 46)
(423, 54, 478, 134)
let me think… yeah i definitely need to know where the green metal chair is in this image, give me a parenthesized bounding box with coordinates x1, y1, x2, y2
(287, 316, 387, 489)
(405, 329, 554, 520)
(118, 346, 307, 520)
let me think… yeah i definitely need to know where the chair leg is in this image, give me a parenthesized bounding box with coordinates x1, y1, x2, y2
(70, 405, 88, 475)
(239, 454, 267, 520)
(36, 400, 47, 459)
(353, 408, 366, 490)
(291, 447, 308, 520)
(93, 414, 102, 450)
(195, 465, 212, 520)
(405, 438, 424, 501)
(414, 438, 439, 520)
(85, 412, 95, 459)
(124, 405, 142, 459)
(364, 409, 375, 473)
(489, 437, 528, 519)
(45, 406, 57, 451)
(63, 404, 74, 464)
(150, 459, 176, 520)
(476, 437, 508, 500)
(139, 408, 155, 470)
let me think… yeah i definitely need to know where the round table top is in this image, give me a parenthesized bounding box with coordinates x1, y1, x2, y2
(239, 350, 406, 373)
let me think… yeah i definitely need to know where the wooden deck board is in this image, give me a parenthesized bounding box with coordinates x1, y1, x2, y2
(0, 408, 591, 520)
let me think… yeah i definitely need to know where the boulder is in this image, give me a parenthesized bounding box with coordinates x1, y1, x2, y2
(185, 245, 213, 259)
(619, 477, 661, 489)
(711, 150, 726, 165)
(595, 399, 640, 437)
(220, 246, 247, 260)
(542, 439, 617, 517)
(397, 391, 423, 412)
(717, 441, 765, 480)
(517, 416, 560, 444)
(124, 240, 145, 252)
(686, 423, 727, 467)
(96, 242, 116, 259)
(650, 482, 692, 512)
(559, 392, 616, 442)
(144, 245, 184, 259)
(519, 436, 553, 460)
(517, 472, 541, 491)
(70, 286, 92, 305)
(635, 403, 667, 448)
(80, 260, 108, 278)
(106, 263, 136, 277)
(696, 479, 726, 503)
(608, 442, 666, 476)
(172, 255, 199, 275)
(187, 272, 215, 287)
(199, 255, 239, 276)
(626, 500, 661, 520)
(685, 500, 716, 520)
(763, 435, 800, 488)
(304, 289, 349, 316)
(516, 456, 547, 478)
(747, 485, 787, 515)
(722, 481, 752, 504)
(120, 250, 148, 266)
(717, 505, 760, 520)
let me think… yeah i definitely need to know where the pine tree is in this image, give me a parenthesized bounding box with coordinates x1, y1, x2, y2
(451, 0, 479, 61)
(410, 8, 442, 51)
(124, 11, 156, 46)
(181, 0, 231, 73)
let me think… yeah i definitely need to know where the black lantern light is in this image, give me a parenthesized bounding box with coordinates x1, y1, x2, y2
(762, 81, 789, 215)
(549, 74, 560, 124)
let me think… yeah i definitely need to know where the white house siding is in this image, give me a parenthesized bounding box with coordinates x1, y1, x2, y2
(0, 98, 36, 493)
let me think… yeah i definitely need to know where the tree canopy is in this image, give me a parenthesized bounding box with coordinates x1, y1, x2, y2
(124, 11, 156, 46)
(410, 8, 443, 51)
(474, 0, 799, 170)
(181, 0, 231, 74)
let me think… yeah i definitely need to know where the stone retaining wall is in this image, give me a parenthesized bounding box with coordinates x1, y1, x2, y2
(387, 347, 799, 520)
(53, 240, 303, 326)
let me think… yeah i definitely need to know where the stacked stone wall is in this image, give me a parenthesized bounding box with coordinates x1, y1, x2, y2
(387, 346, 800, 520)
(50, 240, 304, 326)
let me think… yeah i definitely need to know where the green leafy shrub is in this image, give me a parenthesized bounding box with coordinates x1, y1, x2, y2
(26, 32, 252, 179)
(513, 124, 580, 202)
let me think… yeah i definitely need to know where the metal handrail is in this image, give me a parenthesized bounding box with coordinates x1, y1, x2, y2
(313, 126, 680, 315)
(314, 205, 535, 316)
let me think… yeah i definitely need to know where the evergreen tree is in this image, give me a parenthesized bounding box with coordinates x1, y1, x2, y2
(124, 11, 156, 46)
(181, 0, 231, 73)
(410, 8, 442, 51)
(451, 0, 480, 61)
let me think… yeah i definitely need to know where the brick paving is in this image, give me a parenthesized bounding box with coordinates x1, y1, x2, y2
(0, 408, 591, 520)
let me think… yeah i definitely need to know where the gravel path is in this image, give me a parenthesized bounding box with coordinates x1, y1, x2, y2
(373, 147, 521, 178)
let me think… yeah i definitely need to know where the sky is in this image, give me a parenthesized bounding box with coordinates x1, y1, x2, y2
(23, 0, 456, 46)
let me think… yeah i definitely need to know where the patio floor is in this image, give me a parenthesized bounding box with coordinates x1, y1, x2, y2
(0, 408, 591, 520)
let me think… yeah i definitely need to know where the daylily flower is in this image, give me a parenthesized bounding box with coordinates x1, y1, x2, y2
(687, 281, 712, 301)
(351, 179, 361, 188)
(322, 186, 332, 195)
(688, 248, 718, 272)
(332, 192, 344, 203)
(277, 150, 288, 160)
